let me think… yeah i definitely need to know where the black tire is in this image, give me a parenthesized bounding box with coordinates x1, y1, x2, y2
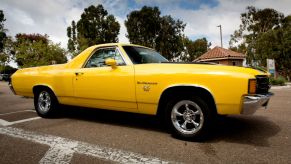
(165, 95, 213, 140)
(34, 88, 58, 118)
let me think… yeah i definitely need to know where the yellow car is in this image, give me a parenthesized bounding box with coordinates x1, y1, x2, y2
(9, 43, 273, 139)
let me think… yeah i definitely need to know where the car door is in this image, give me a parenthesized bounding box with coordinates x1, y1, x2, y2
(73, 46, 137, 112)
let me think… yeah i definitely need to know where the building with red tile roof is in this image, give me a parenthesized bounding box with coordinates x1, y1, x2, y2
(194, 46, 246, 66)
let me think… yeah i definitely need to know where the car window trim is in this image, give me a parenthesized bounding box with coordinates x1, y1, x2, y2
(82, 46, 128, 68)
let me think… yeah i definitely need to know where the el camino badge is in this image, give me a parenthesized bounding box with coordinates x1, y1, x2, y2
(143, 85, 151, 92)
(137, 81, 158, 92)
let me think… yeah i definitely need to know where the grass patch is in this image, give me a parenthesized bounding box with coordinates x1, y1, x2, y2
(270, 76, 286, 86)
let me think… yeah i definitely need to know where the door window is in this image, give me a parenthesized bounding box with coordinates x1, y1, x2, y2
(84, 47, 125, 68)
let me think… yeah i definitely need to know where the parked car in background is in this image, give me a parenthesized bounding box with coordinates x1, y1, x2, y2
(0, 74, 10, 81)
(9, 43, 273, 140)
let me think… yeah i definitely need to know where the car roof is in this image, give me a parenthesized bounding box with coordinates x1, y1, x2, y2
(89, 43, 151, 50)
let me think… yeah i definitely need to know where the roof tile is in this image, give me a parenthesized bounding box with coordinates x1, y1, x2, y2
(195, 46, 246, 61)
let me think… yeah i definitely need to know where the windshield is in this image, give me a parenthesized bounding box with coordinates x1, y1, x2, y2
(122, 46, 168, 64)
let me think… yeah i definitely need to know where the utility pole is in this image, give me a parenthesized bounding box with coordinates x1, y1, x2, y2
(217, 25, 223, 48)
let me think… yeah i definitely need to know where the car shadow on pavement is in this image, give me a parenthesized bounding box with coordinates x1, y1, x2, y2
(55, 106, 280, 146)
(207, 115, 281, 147)
(56, 105, 167, 133)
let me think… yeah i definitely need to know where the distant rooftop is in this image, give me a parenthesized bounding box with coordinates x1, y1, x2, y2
(194, 46, 246, 62)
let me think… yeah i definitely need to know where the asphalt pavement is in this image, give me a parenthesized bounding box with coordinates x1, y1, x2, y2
(0, 81, 290, 163)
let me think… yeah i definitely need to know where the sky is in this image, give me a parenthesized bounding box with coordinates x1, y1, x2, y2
(0, 0, 291, 50)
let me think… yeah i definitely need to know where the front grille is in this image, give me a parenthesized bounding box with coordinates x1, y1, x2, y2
(256, 75, 270, 94)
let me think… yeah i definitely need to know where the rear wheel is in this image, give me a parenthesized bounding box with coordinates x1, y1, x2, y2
(166, 95, 212, 140)
(34, 89, 58, 117)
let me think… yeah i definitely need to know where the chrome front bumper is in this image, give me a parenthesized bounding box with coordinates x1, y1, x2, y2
(241, 93, 274, 115)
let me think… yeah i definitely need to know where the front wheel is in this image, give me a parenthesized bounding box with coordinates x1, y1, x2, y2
(166, 96, 212, 140)
(34, 89, 58, 118)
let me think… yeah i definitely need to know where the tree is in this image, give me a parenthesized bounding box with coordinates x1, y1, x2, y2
(254, 15, 291, 78)
(67, 4, 120, 57)
(182, 37, 210, 62)
(0, 36, 14, 68)
(0, 10, 12, 74)
(229, 6, 291, 79)
(125, 6, 162, 48)
(14, 34, 67, 68)
(0, 10, 6, 53)
(228, 44, 247, 55)
(229, 6, 284, 64)
(125, 6, 186, 60)
(67, 21, 77, 55)
(155, 15, 186, 60)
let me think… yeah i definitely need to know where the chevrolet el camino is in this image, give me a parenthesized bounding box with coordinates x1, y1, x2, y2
(9, 43, 273, 139)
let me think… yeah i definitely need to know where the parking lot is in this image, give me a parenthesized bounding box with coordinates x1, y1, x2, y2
(0, 81, 290, 163)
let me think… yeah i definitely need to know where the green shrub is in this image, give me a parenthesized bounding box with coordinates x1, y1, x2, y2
(270, 76, 286, 86)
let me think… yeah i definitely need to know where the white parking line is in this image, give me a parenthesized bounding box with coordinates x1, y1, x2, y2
(0, 110, 36, 116)
(0, 119, 10, 126)
(0, 127, 172, 164)
(0, 117, 41, 126)
(40, 140, 77, 164)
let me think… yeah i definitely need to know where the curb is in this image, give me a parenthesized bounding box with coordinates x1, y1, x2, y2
(271, 85, 291, 89)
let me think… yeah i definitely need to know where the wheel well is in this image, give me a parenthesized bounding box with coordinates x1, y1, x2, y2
(33, 85, 54, 96)
(157, 86, 217, 117)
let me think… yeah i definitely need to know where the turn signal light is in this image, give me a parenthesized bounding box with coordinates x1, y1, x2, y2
(249, 79, 257, 94)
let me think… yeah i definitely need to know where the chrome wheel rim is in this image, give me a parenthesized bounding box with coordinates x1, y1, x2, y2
(171, 100, 204, 135)
(38, 91, 51, 114)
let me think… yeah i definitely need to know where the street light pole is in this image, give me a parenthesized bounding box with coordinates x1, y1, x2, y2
(217, 25, 223, 48)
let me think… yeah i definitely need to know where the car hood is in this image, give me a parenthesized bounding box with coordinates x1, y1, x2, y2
(134, 63, 269, 78)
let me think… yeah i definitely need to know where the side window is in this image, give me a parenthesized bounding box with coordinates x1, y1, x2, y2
(84, 48, 125, 68)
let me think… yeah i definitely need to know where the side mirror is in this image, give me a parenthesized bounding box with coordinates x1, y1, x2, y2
(105, 58, 117, 68)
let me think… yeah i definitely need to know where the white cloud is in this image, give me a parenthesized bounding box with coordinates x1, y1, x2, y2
(161, 0, 291, 48)
(13, 9, 35, 26)
(116, 16, 129, 43)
